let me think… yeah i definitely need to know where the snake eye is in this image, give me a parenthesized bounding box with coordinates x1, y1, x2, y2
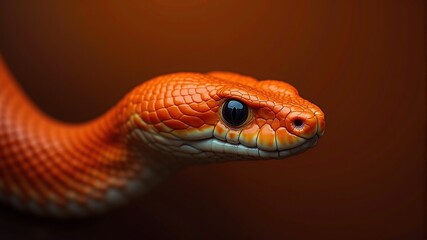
(222, 99, 249, 127)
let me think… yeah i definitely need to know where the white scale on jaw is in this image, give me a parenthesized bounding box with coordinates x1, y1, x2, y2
(131, 125, 318, 160)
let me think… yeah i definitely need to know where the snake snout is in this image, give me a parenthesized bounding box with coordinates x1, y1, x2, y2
(284, 111, 319, 139)
(315, 111, 325, 137)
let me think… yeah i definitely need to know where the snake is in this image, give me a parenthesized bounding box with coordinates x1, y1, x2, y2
(0, 55, 325, 218)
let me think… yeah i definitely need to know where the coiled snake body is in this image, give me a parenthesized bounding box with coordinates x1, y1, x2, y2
(0, 56, 325, 217)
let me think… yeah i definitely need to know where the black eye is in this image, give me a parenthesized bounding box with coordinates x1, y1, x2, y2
(222, 99, 249, 127)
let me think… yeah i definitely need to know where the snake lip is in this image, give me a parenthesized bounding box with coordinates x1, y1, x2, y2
(273, 134, 319, 158)
(308, 134, 319, 148)
(133, 127, 320, 160)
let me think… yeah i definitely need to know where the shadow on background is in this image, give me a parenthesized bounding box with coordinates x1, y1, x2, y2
(0, 1, 425, 239)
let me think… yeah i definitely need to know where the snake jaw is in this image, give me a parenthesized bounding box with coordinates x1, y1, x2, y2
(130, 126, 319, 162)
(130, 112, 321, 162)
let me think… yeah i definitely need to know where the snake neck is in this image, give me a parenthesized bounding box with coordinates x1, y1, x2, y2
(0, 57, 173, 217)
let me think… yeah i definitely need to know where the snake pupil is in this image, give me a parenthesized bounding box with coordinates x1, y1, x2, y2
(222, 99, 248, 127)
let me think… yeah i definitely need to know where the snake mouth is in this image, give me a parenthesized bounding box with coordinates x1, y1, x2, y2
(131, 128, 319, 161)
(182, 134, 319, 159)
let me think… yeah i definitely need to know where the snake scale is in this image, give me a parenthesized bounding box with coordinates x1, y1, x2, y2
(0, 55, 325, 217)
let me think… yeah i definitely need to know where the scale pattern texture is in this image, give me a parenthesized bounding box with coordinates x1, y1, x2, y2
(0, 58, 324, 217)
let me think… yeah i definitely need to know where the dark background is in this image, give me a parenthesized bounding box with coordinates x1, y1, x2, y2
(0, 1, 425, 239)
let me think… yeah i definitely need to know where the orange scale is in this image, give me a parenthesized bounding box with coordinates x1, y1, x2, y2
(148, 112, 160, 124)
(265, 101, 276, 108)
(290, 105, 304, 112)
(61, 178, 84, 195)
(189, 103, 200, 111)
(163, 119, 189, 130)
(149, 94, 157, 101)
(154, 100, 164, 110)
(265, 119, 273, 125)
(276, 127, 304, 150)
(249, 95, 259, 101)
(226, 129, 241, 144)
(206, 99, 218, 108)
(277, 106, 291, 117)
(180, 88, 189, 96)
(257, 124, 277, 151)
(180, 115, 204, 128)
(164, 97, 174, 107)
(256, 118, 266, 128)
(197, 102, 211, 112)
(182, 84, 198, 89)
(173, 96, 185, 105)
(129, 104, 138, 115)
(230, 90, 243, 97)
(172, 89, 181, 97)
(20, 161, 33, 174)
(166, 106, 183, 119)
(140, 111, 150, 123)
(213, 121, 229, 140)
(51, 171, 66, 184)
(184, 95, 193, 104)
(196, 88, 208, 95)
(153, 123, 171, 132)
(147, 100, 156, 112)
(44, 176, 65, 196)
(73, 171, 87, 184)
(178, 104, 198, 116)
(191, 94, 203, 103)
(240, 94, 251, 101)
(271, 118, 281, 131)
(251, 101, 264, 108)
(200, 92, 212, 102)
(210, 92, 221, 101)
(198, 111, 218, 125)
(206, 86, 216, 92)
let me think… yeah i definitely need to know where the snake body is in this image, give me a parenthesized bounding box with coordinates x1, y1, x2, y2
(0, 56, 325, 217)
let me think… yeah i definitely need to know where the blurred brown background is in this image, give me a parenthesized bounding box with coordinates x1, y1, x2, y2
(0, 0, 425, 239)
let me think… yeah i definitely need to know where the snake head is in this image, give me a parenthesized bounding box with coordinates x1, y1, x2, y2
(126, 72, 325, 163)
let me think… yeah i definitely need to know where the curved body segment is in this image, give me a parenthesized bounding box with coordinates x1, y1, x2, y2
(0, 56, 324, 217)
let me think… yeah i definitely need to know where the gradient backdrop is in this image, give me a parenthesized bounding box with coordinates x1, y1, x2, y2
(0, 1, 425, 239)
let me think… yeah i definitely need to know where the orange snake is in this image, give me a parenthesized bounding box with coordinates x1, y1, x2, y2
(0, 56, 325, 217)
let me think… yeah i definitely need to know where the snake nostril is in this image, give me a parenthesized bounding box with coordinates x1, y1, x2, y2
(292, 118, 305, 131)
(285, 111, 317, 138)
(292, 119, 304, 128)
